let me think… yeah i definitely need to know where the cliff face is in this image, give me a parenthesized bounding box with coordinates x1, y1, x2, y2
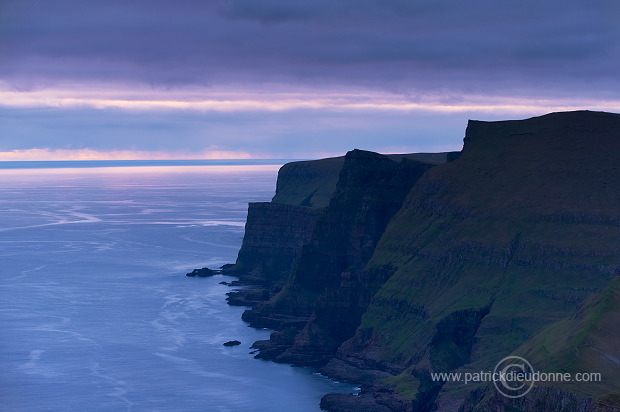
(274, 151, 438, 365)
(327, 111, 620, 410)
(270, 152, 455, 208)
(241, 149, 442, 361)
(230, 156, 344, 285)
(225, 110, 620, 412)
(232, 202, 322, 285)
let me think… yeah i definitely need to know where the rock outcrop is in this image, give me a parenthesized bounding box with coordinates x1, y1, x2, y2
(185, 267, 218, 277)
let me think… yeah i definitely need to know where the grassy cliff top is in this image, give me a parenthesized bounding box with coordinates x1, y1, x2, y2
(271, 151, 459, 208)
(271, 156, 345, 208)
(424, 110, 620, 218)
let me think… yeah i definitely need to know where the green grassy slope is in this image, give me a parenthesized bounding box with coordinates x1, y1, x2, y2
(271, 156, 345, 208)
(516, 276, 620, 400)
(342, 111, 620, 405)
(460, 277, 620, 411)
(270, 152, 458, 208)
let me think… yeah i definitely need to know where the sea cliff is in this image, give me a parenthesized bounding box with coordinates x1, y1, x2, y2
(222, 111, 620, 411)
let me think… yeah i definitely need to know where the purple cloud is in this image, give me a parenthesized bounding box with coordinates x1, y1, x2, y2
(1, 0, 618, 98)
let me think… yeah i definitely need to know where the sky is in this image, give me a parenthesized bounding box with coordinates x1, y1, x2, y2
(1, 0, 619, 160)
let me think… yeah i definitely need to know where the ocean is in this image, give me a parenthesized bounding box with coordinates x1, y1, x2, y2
(0, 164, 356, 411)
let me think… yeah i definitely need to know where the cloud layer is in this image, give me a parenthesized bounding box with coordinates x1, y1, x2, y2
(1, 0, 618, 158)
(3, 0, 618, 96)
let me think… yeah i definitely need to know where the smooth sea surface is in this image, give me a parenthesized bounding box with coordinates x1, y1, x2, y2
(0, 164, 356, 411)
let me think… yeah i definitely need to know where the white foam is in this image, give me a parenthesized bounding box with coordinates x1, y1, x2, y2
(18, 350, 60, 378)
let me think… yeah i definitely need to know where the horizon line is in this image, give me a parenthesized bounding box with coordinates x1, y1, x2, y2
(0, 159, 307, 170)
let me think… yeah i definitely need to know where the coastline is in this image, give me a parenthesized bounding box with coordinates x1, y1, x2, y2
(207, 111, 620, 411)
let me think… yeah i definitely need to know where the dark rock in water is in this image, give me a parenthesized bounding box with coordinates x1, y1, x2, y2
(219, 281, 230, 285)
(185, 267, 219, 277)
(223, 340, 241, 347)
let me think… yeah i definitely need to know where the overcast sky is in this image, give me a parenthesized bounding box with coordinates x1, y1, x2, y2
(1, 0, 619, 160)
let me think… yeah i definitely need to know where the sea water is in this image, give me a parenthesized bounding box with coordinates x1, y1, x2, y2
(0, 164, 356, 411)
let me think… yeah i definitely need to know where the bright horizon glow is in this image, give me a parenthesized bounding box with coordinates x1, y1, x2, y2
(2, 85, 619, 115)
(0, 164, 283, 176)
(3, 84, 617, 162)
(0, 146, 468, 162)
(0, 148, 259, 161)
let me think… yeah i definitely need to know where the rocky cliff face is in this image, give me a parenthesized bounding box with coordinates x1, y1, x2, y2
(240, 149, 444, 360)
(228, 156, 344, 286)
(224, 110, 619, 412)
(232, 202, 322, 285)
(323, 111, 620, 411)
(273, 151, 438, 366)
(231, 152, 456, 287)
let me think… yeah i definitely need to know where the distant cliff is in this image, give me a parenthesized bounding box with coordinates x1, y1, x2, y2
(227, 157, 343, 286)
(224, 110, 620, 412)
(232, 203, 322, 285)
(229, 151, 457, 287)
